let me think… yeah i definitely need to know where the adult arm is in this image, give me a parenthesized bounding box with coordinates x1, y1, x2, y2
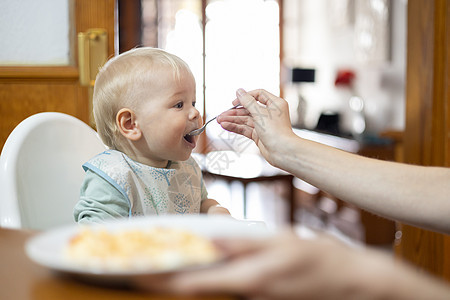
(217, 88, 450, 234)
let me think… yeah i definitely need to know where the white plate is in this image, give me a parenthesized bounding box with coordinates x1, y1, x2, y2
(25, 215, 269, 283)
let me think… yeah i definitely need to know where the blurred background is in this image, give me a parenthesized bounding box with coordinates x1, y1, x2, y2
(1, 0, 449, 281)
(0, 0, 407, 244)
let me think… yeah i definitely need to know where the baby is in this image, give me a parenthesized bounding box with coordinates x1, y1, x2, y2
(74, 47, 230, 223)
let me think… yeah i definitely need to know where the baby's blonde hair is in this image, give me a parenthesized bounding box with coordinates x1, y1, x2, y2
(93, 47, 193, 150)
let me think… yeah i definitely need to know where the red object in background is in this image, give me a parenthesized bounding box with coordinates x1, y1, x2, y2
(334, 70, 356, 87)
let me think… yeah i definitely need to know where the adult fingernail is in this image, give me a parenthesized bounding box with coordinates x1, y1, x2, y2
(236, 88, 247, 96)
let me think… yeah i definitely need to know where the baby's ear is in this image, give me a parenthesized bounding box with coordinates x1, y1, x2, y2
(116, 108, 142, 141)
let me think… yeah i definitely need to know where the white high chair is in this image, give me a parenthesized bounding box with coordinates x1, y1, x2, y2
(0, 112, 107, 230)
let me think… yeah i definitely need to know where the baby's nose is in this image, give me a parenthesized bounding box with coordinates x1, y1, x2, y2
(189, 107, 201, 120)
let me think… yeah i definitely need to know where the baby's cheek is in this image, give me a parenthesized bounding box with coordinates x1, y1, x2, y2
(167, 131, 181, 145)
(168, 123, 185, 141)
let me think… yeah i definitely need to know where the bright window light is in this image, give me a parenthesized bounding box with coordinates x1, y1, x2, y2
(149, 0, 280, 140)
(204, 0, 280, 137)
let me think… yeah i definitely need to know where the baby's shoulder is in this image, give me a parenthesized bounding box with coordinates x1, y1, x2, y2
(85, 149, 128, 170)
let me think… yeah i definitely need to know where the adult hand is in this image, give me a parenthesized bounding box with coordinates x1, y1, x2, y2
(134, 230, 450, 299)
(217, 89, 297, 166)
(140, 230, 410, 299)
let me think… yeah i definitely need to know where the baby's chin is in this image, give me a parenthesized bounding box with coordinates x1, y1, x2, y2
(172, 149, 194, 162)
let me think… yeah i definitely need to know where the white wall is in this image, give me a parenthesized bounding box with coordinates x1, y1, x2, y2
(283, 0, 407, 135)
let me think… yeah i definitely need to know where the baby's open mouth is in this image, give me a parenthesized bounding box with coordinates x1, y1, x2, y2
(183, 134, 194, 143)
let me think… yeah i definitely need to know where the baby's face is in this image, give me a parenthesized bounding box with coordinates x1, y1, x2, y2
(133, 68, 201, 167)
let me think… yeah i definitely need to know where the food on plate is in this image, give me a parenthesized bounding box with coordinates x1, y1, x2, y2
(65, 226, 220, 272)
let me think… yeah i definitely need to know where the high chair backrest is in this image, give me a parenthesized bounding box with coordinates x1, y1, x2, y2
(0, 112, 107, 230)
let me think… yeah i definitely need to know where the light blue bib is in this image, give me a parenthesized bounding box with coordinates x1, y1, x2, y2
(83, 150, 206, 217)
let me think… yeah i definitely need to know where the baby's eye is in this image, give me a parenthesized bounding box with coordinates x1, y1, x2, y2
(174, 102, 183, 109)
(192, 101, 196, 107)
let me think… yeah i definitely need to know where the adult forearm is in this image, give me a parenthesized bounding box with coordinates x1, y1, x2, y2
(224, 88, 450, 233)
(272, 136, 450, 234)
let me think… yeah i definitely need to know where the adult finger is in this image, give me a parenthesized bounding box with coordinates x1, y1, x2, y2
(235, 89, 274, 130)
(217, 114, 254, 127)
(235, 88, 263, 115)
(247, 89, 279, 106)
(218, 121, 254, 140)
(219, 106, 251, 117)
(213, 236, 275, 257)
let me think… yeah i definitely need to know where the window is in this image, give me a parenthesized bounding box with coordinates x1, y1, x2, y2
(142, 0, 280, 142)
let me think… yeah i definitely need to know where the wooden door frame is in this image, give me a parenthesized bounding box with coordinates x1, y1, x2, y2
(397, 0, 449, 280)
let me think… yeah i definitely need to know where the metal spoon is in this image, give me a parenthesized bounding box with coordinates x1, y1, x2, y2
(187, 104, 241, 136)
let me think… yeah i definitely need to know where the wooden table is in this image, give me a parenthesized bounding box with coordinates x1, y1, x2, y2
(0, 228, 234, 300)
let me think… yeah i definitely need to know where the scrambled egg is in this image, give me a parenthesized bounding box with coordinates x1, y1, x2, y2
(65, 227, 219, 272)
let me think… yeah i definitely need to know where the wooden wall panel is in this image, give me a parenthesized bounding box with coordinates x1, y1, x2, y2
(0, 0, 116, 153)
(397, 0, 450, 281)
(0, 82, 87, 147)
(0, 70, 89, 153)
